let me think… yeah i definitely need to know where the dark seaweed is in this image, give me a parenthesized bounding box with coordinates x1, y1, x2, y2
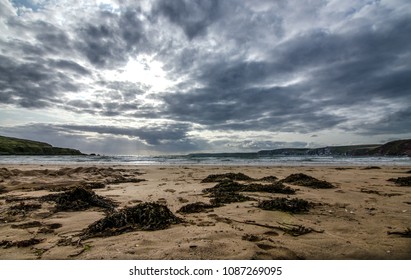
(258, 198, 311, 213)
(203, 180, 295, 195)
(280, 173, 335, 189)
(81, 202, 182, 238)
(201, 173, 253, 183)
(388, 176, 411, 186)
(210, 192, 255, 205)
(0, 238, 42, 248)
(9, 202, 41, 212)
(11, 221, 43, 229)
(177, 202, 216, 214)
(40, 187, 117, 212)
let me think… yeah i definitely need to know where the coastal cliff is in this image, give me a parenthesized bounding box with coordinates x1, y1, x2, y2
(0, 135, 84, 155)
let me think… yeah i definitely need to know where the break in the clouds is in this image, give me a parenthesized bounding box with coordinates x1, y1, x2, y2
(0, 0, 410, 154)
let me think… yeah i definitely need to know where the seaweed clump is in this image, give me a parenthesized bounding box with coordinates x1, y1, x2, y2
(210, 192, 254, 205)
(203, 180, 295, 194)
(201, 180, 295, 206)
(201, 173, 253, 183)
(40, 187, 117, 212)
(0, 238, 42, 248)
(280, 173, 335, 189)
(81, 202, 182, 238)
(177, 202, 216, 214)
(202, 181, 255, 205)
(258, 198, 311, 213)
(388, 176, 411, 186)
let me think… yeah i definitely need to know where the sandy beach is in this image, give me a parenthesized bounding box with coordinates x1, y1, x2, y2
(0, 164, 410, 260)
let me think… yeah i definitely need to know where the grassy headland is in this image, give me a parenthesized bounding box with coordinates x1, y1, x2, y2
(0, 135, 84, 155)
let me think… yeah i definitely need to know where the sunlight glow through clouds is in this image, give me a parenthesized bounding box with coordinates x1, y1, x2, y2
(104, 55, 176, 93)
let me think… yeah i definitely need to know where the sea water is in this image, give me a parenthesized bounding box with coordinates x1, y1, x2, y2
(0, 154, 410, 166)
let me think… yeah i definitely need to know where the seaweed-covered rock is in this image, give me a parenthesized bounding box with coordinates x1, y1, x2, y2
(40, 187, 117, 212)
(280, 173, 335, 189)
(177, 202, 216, 214)
(258, 198, 311, 213)
(201, 173, 253, 183)
(81, 202, 182, 238)
(388, 176, 411, 186)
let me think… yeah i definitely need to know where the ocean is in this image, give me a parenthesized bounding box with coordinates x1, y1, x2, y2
(0, 154, 410, 166)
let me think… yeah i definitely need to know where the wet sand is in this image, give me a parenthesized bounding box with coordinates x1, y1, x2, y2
(0, 164, 410, 260)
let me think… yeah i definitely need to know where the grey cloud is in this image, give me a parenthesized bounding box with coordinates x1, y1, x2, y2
(159, 8, 411, 136)
(49, 59, 91, 76)
(162, 84, 346, 134)
(0, 124, 144, 155)
(155, 0, 221, 39)
(0, 55, 82, 108)
(358, 109, 411, 136)
(0, 122, 205, 154)
(58, 123, 191, 146)
(98, 81, 148, 101)
(76, 9, 147, 67)
(35, 25, 73, 54)
(0, 55, 88, 108)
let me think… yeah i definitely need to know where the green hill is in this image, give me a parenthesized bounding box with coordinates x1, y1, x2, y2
(0, 135, 84, 155)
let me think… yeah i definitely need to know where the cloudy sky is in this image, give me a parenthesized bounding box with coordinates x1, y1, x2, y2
(0, 0, 410, 155)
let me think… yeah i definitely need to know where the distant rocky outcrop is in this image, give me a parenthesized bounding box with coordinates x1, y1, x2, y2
(258, 140, 411, 157)
(368, 139, 411, 157)
(0, 135, 84, 155)
(189, 139, 411, 158)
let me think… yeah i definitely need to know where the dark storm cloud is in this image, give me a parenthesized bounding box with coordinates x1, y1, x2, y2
(0, 55, 83, 108)
(299, 16, 411, 103)
(155, 0, 221, 39)
(75, 9, 148, 67)
(358, 109, 411, 136)
(162, 83, 346, 133)
(159, 8, 411, 135)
